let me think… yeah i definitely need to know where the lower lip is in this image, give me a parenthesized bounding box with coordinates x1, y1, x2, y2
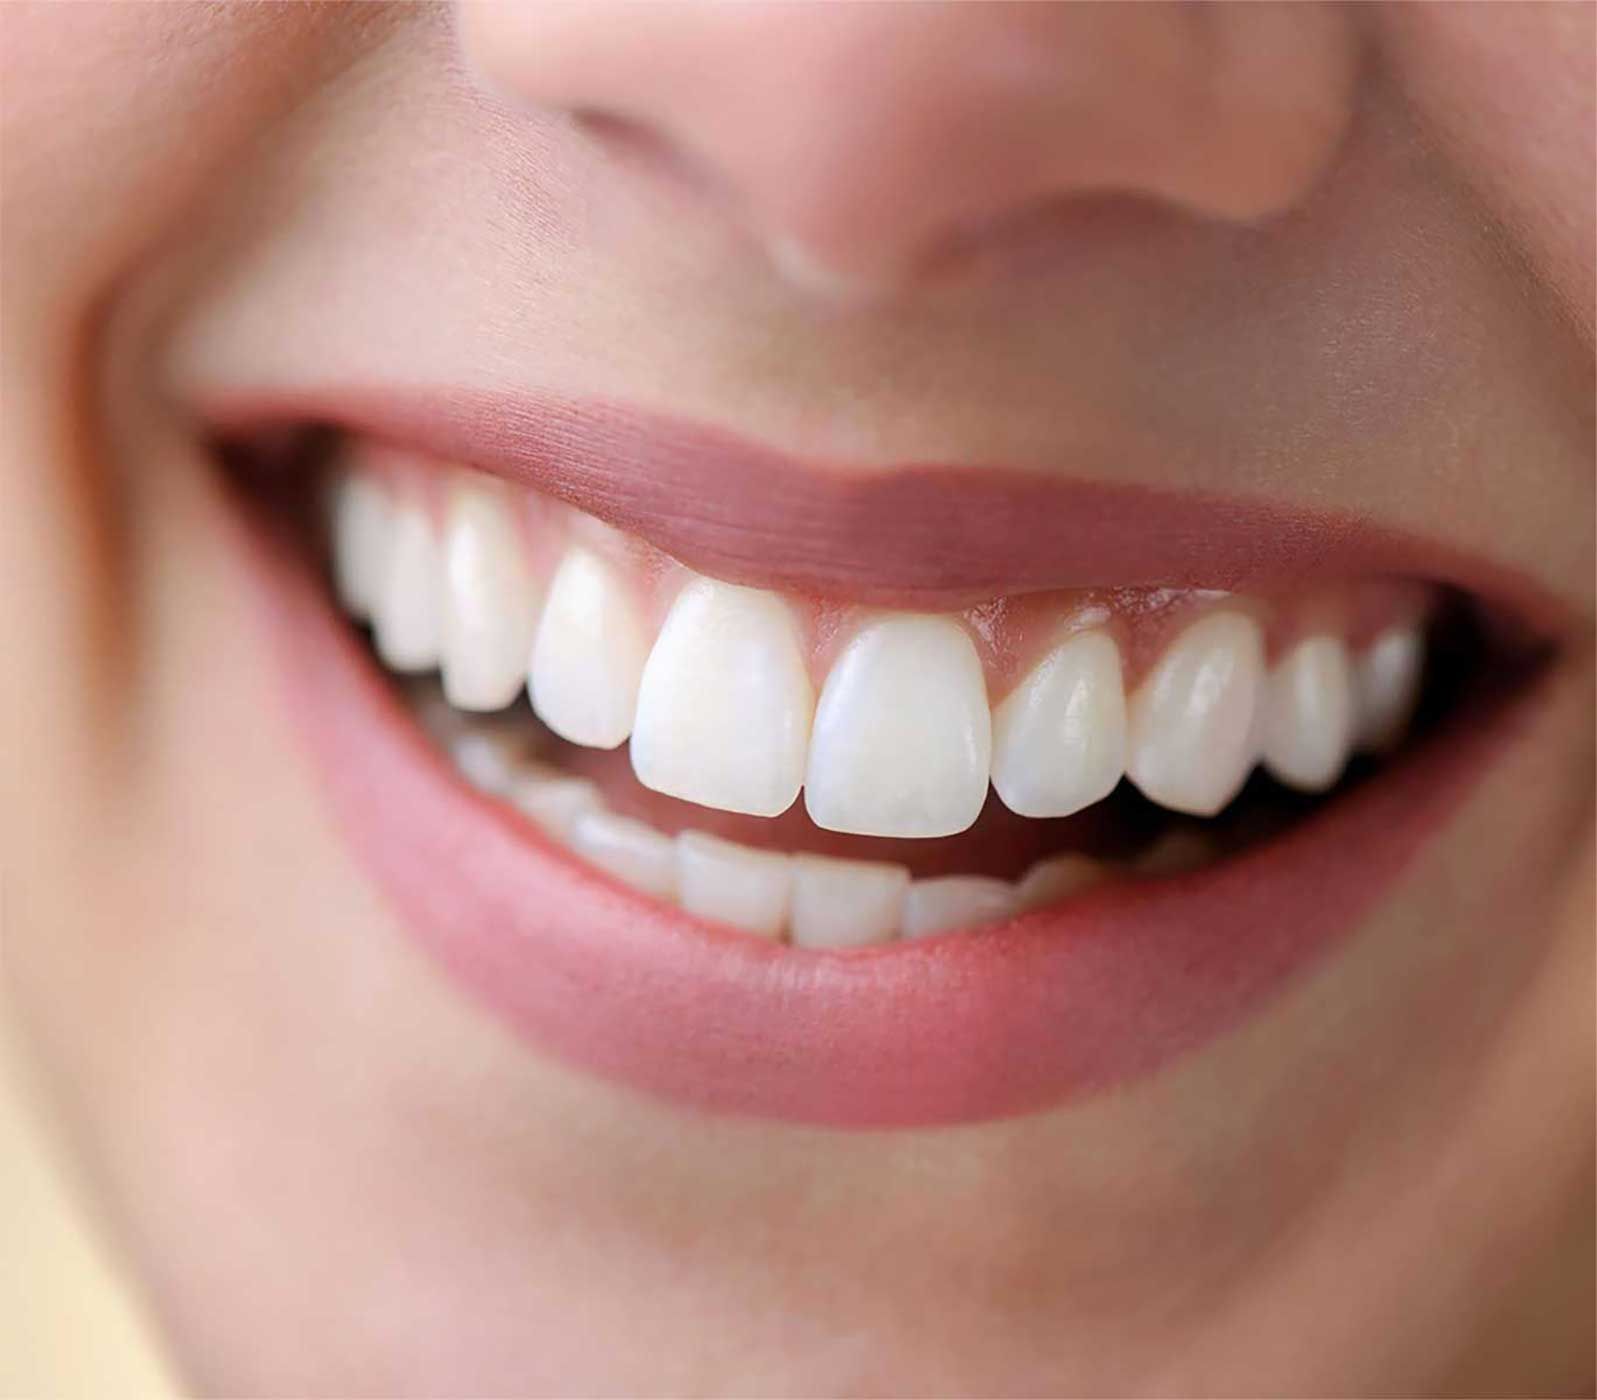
(231, 490, 1533, 1129)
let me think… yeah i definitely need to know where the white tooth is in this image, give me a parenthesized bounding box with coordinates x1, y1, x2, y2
(900, 876, 1018, 939)
(1261, 634, 1355, 792)
(373, 496, 444, 672)
(991, 630, 1126, 818)
(528, 547, 650, 749)
(804, 616, 991, 838)
(1014, 853, 1106, 910)
(447, 727, 533, 791)
(1355, 626, 1424, 752)
(440, 479, 539, 712)
(1126, 611, 1264, 817)
(675, 831, 791, 939)
(788, 854, 910, 949)
(509, 771, 604, 838)
(567, 811, 677, 900)
(329, 471, 393, 621)
(631, 578, 813, 817)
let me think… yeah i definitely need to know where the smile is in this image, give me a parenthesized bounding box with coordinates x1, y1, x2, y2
(210, 390, 1553, 1127)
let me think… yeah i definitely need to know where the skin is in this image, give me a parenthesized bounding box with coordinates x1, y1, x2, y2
(1, 2, 1592, 1394)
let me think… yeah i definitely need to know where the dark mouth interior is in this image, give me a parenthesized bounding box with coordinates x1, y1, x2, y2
(221, 424, 1523, 885)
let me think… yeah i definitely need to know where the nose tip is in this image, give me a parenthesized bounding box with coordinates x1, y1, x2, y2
(458, 1, 1361, 296)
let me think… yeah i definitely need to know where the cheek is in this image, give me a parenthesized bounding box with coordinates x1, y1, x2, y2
(1378, 2, 1595, 339)
(0, 5, 385, 334)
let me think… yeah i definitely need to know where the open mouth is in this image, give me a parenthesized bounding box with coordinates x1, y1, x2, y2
(209, 394, 1551, 1127)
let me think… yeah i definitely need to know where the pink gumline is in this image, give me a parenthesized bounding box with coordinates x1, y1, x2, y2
(338, 438, 1439, 689)
(229, 473, 1543, 1129)
(201, 385, 1568, 639)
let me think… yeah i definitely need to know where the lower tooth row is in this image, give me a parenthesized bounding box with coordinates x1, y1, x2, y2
(439, 725, 1210, 945)
(333, 466, 1427, 837)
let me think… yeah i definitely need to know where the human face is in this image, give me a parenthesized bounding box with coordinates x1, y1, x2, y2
(2, 3, 1592, 1392)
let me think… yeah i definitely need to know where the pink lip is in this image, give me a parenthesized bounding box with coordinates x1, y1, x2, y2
(206, 387, 1564, 628)
(206, 393, 1555, 1128)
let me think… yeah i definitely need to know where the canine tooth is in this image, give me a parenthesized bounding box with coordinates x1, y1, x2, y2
(1261, 635, 1355, 791)
(1014, 853, 1106, 910)
(991, 630, 1126, 818)
(1355, 626, 1424, 752)
(1126, 611, 1264, 817)
(373, 496, 444, 672)
(631, 578, 813, 817)
(676, 831, 791, 938)
(440, 479, 539, 712)
(788, 854, 910, 949)
(528, 547, 649, 749)
(509, 772, 604, 838)
(900, 876, 1018, 938)
(329, 471, 393, 620)
(805, 616, 991, 838)
(567, 811, 677, 900)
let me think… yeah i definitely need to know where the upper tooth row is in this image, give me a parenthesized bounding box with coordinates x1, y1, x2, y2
(332, 471, 1425, 835)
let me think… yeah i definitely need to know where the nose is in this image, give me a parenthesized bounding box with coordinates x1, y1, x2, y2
(457, 1, 1361, 293)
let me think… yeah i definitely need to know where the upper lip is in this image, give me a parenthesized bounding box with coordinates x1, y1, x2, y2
(202, 385, 1567, 634)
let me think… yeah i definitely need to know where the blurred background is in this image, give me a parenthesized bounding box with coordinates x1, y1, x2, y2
(1, 1029, 174, 1397)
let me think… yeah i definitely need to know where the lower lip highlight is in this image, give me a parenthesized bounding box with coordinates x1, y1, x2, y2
(234, 494, 1530, 1128)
